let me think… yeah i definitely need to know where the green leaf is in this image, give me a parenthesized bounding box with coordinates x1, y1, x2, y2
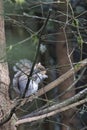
(15, 0, 25, 4)
(72, 19, 79, 27)
(32, 35, 39, 45)
(74, 63, 80, 70)
(9, 45, 13, 50)
(77, 36, 83, 47)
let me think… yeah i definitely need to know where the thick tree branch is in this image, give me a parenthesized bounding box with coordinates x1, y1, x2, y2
(15, 89, 87, 125)
(25, 58, 87, 103)
(0, 58, 87, 126)
(32, 87, 87, 116)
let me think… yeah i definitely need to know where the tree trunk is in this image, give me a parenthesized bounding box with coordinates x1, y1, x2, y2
(0, 1, 16, 130)
(54, 1, 80, 130)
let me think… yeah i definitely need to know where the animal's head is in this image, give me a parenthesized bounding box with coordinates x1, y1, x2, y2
(34, 62, 47, 75)
(32, 72, 48, 84)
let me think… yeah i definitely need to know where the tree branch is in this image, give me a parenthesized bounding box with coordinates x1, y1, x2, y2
(22, 9, 52, 98)
(24, 58, 87, 103)
(15, 90, 87, 125)
(0, 58, 87, 126)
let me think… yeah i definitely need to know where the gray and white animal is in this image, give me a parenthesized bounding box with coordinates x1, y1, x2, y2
(13, 59, 48, 97)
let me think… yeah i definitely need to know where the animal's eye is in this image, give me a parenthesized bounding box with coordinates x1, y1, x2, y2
(32, 75, 37, 81)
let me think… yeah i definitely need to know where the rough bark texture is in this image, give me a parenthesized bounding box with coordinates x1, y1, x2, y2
(0, 1, 16, 130)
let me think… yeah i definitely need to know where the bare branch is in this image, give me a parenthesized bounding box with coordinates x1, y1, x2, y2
(22, 9, 52, 98)
(25, 58, 87, 103)
(0, 58, 87, 126)
(15, 96, 87, 125)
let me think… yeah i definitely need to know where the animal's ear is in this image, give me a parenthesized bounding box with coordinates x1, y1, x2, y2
(35, 62, 42, 69)
(38, 62, 41, 66)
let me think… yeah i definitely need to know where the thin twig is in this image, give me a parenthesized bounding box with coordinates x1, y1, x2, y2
(15, 96, 87, 125)
(24, 58, 87, 103)
(57, 67, 86, 98)
(22, 9, 52, 98)
(0, 58, 87, 126)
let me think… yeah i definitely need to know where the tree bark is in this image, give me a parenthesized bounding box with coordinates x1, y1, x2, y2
(0, 1, 16, 130)
(54, 1, 80, 130)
